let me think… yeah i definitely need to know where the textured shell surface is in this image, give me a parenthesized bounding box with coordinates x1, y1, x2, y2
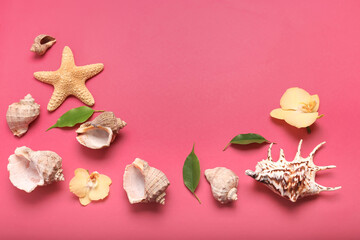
(205, 167, 239, 204)
(7, 146, 64, 193)
(245, 140, 341, 202)
(30, 34, 56, 55)
(75, 112, 126, 149)
(123, 158, 170, 204)
(6, 94, 40, 137)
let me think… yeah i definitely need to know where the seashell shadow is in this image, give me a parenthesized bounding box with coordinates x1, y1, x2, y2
(78, 133, 126, 161)
(123, 191, 167, 213)
(270, 117, 319, 140)
(250, 180, 340, 209)
(12, 182, 62, 205)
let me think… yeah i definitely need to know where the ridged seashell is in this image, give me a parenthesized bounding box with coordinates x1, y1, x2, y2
(205, 167, 239, 204)
(76, 111, 126, 149)
(245, 140, 341, 202)
(7, 146, 64, 193)
(30, 34, 56, 55)
(123, 158, 170, 205)
(6, 94, 40, 137)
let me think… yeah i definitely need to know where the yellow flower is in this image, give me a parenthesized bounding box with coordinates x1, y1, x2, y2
(69, 168, 112, 206)
(270, 87, 323, 128)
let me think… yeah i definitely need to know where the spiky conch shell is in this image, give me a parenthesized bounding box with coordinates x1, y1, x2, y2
(245, 140, 341, 202)
(6, 94, 40, 137)
(205, 167, 239, 204)
(7, 146, 64, 193)
(123, 158, 170, 205)
(76, 111, 126, 149)
(30, 34, 56, 55)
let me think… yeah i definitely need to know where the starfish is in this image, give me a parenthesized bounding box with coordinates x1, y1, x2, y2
(34, 46, 104, 111)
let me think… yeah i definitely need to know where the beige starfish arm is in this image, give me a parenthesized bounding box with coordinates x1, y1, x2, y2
(34, 71, 59, 84)
(75, 63, 104, 80)
(60, 46, 75, 68)
(72, 85, 95, 106)
(47, 87, 69, 111)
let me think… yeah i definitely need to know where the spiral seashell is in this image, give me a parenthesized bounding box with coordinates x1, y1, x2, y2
(123, 158, 170, 205)
(6, 94, 40, 137)
(30, 34, 56, 55)
(205, 167, 239, 204)
(245, 140, 341, 202)
(76, 111, 126, 149)
(7, 146, 64, 193)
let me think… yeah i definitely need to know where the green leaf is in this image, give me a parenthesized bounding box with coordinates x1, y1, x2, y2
(182, 144, 201, 204)
(46, 106, 98, 131)
(223, 133, 270, 151)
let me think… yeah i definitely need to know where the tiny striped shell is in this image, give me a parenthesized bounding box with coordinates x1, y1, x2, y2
(30, 34, 56, 55)
(123, 158, 170, 205)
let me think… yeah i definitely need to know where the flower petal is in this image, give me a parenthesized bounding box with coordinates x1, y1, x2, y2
(79, 195, 91, 206)
(311, 94, 320, 112)
(270, 108, 286, 120)
(283, 111, 319, 128)
(69, 168, 89, 198)
(88, 174, 111, 201)
(280, 87, 311, 110)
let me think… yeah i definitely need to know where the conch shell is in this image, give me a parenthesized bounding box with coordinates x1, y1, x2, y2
(30, 34, 56, 55)
(245, 140, 341, 202)
(6, 94, 40, 137)
(123, 158, 170, 205)
(205, 167, 239, 204)
(76, 111, 126, 149)
(7, 146, 64, 193)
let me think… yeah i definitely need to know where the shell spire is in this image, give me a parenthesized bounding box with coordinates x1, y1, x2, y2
(245, 140, 341, 202)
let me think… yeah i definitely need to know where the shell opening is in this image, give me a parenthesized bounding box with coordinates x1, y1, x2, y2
(123, 165, 146, 203)
(76, 126, 113, 149)
(8, 153, 43, 193)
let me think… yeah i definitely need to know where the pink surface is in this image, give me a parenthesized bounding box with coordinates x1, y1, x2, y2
(0, 0, 359, 239)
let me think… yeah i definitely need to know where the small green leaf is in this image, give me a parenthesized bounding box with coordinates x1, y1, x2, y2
(223, 133, 270, 151)
(182, 144, 201, 204)
(47, 106, 98, 131)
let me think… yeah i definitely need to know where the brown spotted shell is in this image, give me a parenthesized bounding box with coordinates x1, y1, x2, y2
(245, 140, 341, 202)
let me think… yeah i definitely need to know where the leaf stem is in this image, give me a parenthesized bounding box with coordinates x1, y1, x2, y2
(93, 110, 105, 112)
(193, 193, 201, 204)
(306, 127, 311, 134)
(223, 143, 230, 151)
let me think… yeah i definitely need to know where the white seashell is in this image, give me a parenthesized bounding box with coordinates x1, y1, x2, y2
(30, 34, 56, 55)
(123, 158, 170, 205)
(6, 94, 40, 137)
(7, 146, 64, 193)
(205, 167, 239, 204)
(245, 140, 341, 202)
(76, 111, 126, 149)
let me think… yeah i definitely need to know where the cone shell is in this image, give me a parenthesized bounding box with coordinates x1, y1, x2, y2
(76, 111, 126, 149)
(245, 140, 341, 202)
(205, 167, 239, 204)
(123, 158, 170, 205)
(7, 146, 64, 193)
(6, 94, 40, 137)
(30, 34, 56, 55)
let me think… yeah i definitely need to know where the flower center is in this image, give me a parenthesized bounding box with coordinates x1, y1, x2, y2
(299, 100, 317, 113)
(88, 172, 99, 188)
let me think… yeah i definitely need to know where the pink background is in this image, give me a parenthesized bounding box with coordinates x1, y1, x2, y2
(0, 0, 359, 239)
